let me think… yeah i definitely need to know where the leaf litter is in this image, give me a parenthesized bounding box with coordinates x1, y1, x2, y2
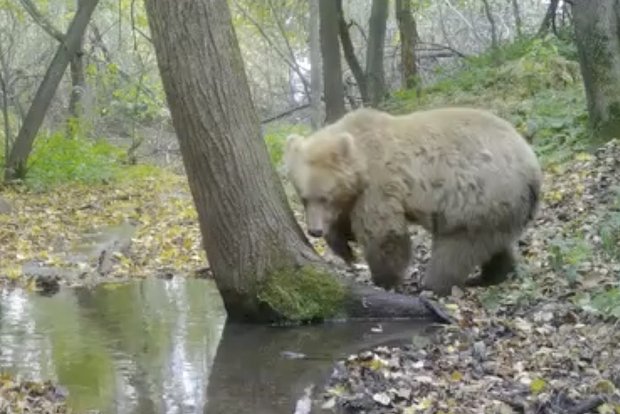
(1, 139, 619, 413)
(315, 139, 620, 414)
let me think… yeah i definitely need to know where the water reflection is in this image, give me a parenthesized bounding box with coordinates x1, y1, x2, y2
(0, 278, 435, 414)
(0, 278, 226, 414)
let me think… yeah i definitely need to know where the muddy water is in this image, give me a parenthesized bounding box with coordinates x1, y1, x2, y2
(0, 278, 434, 414)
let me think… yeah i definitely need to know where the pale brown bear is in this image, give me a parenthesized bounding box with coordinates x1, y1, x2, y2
(284, 107, 543, 295)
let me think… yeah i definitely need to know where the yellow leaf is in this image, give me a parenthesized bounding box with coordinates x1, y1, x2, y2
(4, 265, 22, 280)
(595, 379, 616, 394)
(450, 371, 463, 382)
(530, 377, 546, 394)
(445, 303, 459, 311)
(575, 152, 593, 161)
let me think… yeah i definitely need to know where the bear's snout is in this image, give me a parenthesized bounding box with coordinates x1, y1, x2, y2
(308, 228, 323, 238)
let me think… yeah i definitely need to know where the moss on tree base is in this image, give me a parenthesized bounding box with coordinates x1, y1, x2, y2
(257, 265, 346, 323)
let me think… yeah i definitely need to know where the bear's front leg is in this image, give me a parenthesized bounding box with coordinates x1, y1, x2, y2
(351, 190, 412, 291)
(324, 212, 356, 265)
(364, 230, 412, 291)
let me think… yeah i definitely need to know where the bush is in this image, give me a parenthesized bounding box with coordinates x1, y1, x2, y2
(24, 132, 125, 190)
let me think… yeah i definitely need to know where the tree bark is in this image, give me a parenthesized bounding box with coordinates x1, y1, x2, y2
(4, 0, 99, 180)
(309, 0, 322, 130)
(481, 0, 499, 51)
(145, 0, 445, 324)
(511, 0, 523, 38)
(538, 0, 559, 37)
(17, 0, 87, 135)
(0, 73, 11, 162)
(572, 0, 620, 141)
(336, 0, 368, 104)
(395, 0, 419, 90)
(319, 0, 346, 123)
(365, 0, 389, 106)
(68, 0, 87, 128)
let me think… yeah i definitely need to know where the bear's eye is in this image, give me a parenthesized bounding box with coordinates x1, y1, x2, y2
(318, 196, 328, 204)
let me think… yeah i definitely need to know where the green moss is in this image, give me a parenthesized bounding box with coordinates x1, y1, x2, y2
(257, 265, 346, 323)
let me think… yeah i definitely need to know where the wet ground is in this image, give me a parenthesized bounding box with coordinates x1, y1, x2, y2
(0, 278, 436, 414)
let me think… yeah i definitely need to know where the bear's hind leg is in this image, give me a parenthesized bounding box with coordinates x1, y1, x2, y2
(469, 245, 517, 287)
(422, 235, 481, 296)
(364, 231, 412, 291)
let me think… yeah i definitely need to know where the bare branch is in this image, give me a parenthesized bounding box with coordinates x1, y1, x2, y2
(17, 0, 65, 42)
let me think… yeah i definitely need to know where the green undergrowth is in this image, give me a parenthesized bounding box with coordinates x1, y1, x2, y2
(257, 265, 346, 323)
(263, 122, 311, 168)
(0, 131, 127, 191)
(1, 119, 304, 192)
(382, 35, 590, 166)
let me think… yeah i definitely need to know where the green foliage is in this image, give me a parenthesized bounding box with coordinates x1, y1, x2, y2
(575, 288, 620, 319)
(24, 132, 125, 190)
(383, 35, 590, 166)
(257, 265, 345, 323)
(548, 236, 592, 284)
(263, 122, 311, 168)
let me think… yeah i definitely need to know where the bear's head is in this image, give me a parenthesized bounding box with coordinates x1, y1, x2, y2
(283, 130, 366, 238)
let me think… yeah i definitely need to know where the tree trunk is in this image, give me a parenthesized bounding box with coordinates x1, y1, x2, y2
(309, 0, 322, 130)
(365, 0, 389, 107)
(511, 0, 523, 38)
(336, 0, 369, 104)
(395, 0, 419, 90)
(0, 73, 11, 162)
(4, 0, 99, 180)
(17, 0, 87, 137)
(145, 0, 444, 324)
(537, 0, 559, 37)
(572, 0, 620, 141)
(481, 0, 499, 51)
(319, 0, 346, 123)
(68, 0, 87, 133)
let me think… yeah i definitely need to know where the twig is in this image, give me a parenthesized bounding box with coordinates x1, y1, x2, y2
(419, 296, 457, 325)
(567, 396, 607, 414)
(261, 103, 310, 124)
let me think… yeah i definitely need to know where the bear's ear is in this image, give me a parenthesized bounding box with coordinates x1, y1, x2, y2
(336, 132, 355, 160)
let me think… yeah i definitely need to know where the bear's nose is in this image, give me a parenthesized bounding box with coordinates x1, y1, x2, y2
(308, 228, 323, 238)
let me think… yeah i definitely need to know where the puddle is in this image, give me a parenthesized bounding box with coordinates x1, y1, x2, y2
(0, 278, 435, 414)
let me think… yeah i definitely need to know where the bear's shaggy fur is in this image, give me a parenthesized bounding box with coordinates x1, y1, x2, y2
(284, 107, 543, 295)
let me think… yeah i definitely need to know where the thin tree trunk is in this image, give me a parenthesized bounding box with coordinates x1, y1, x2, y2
(511, 0, 523, 37)
(144, 0, 444, 324)
(18, 0, 87, 136)
(365, 0, 389, 106)
(538, 0, 559, 37)
(395, 0, 419, 90)
(319, 0, 346, 123)
(572, 0, 620, 141)
(68, 0, 86, 133)
(0, 74, 11, 162)
(336, 0, 368, 104)
(481, 0, 499, 51)
(309, 0, 322, 130)
(4, 0, 99, 180)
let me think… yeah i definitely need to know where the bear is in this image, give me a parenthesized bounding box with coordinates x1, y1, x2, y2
(283, 106, 543, 296)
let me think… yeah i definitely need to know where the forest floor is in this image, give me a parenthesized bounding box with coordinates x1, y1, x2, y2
(1, 141, 618, 414)
(2, 37, 620, 413)
(315, 139, 620, 414)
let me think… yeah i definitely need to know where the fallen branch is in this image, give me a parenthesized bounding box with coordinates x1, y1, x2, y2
(417, 42, 468, 58)
(261, 103, 310, 124)
(343, 284, 455, 323)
